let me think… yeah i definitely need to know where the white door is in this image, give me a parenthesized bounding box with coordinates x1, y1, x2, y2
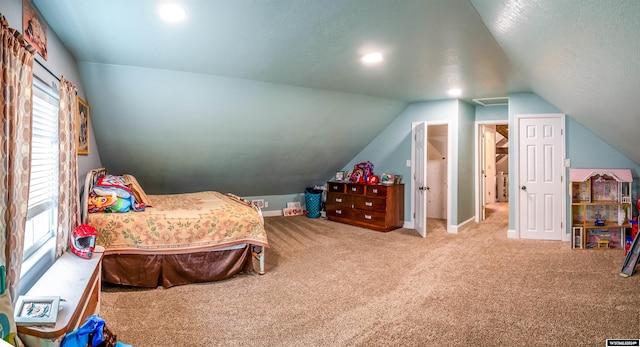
(484, 127, 496, 204)
(518, 116, 564, 240)
(414, 122, 427, 237)
(479, 126, 486, 220)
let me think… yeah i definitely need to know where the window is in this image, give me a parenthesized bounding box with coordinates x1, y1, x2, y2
(20, 78, 59, 294)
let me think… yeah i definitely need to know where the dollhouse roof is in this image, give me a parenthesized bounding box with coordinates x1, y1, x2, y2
(569, 169, 633, 183)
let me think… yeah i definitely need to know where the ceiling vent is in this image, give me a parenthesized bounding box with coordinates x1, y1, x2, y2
(472, 97, 508, 106)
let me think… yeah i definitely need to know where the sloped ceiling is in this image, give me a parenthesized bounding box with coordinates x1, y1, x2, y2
(470, 0, 640, 167)
(32, 0, 640, 196)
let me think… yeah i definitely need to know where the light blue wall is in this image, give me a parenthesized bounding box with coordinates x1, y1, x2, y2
(0, 0, 101, 183)
(342, 99, 459, 223)
(475, 104, 508, 121)
(567, 117, 640, 217)
(79, 62, 407, 200)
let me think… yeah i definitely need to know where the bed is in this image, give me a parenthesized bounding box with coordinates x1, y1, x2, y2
(80, 168, 268, 288)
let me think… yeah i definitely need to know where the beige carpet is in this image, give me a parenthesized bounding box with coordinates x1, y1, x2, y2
(100, 203, 640, 346)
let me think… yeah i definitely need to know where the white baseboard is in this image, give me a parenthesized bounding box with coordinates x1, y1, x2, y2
(403, 220, 414, 229)
(262, 210, 283, 217)
(507, 229, 517, 238)
(449, 216, 475, 233)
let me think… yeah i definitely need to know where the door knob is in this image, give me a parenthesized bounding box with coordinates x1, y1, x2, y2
(521, 186, 527, 190)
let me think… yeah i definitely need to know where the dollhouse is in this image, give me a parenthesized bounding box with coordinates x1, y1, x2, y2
(570, 169, 633, 249)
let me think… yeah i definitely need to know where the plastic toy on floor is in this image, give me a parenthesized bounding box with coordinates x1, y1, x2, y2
(61, 314, 132, 347)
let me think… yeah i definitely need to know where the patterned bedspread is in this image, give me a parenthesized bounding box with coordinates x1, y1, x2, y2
(86, 191, 268, 255)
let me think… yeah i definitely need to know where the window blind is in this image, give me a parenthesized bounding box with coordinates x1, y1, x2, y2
(24, 81, 59, 257)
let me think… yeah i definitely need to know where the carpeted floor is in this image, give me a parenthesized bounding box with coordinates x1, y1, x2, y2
(100, 203, 640, 346)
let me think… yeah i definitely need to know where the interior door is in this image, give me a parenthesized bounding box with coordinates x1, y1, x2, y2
(480, 126, 487, 220)
(414, 122, 427, 237)
(484, 127, 496, 205)
(518, 116, 564, 240)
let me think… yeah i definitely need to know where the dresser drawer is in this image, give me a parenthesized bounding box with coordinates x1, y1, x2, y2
(352, 209, 386, 226)
(366, 185, 388, 197)
(354, 196, 386, 211)
(326, 192, 353, 208)
(346, 184, 365, 195)
(327, 182, 346, 193)
(326, 205, 354, 219)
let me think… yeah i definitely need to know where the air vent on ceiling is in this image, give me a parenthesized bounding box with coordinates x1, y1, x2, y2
(472, 97, 509, 106)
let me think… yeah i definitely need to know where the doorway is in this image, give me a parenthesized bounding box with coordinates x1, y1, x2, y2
(476, 121, 509, 224)
(412, 122, 450, 237)
(426, 125, 448, 231)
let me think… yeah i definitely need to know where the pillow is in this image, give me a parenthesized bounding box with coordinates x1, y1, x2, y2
(93, 175, 132, 199)
(123, 174, 152, 207)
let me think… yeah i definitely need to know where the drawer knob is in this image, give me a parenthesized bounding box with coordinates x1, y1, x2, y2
(336, 198, 342, 203)
(373, 189, 378, 193)
(365, 202, 373, 206)
(351, 187, 357, 192)
(365, 214, 372, 220)
(336, 210, 342, 214)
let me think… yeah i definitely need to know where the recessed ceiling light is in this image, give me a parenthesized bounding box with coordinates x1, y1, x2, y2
(361, 52, 383, 65)
(158, 3, 186, 23)
(447, 88, 462, 97)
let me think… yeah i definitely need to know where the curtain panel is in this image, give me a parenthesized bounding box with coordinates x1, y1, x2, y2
(56, 78, 79, 258)
(0, 14, 35, 300)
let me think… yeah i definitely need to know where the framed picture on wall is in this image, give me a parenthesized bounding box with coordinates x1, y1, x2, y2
(77, 97, 90, 155)
(22, 0, 48, 60)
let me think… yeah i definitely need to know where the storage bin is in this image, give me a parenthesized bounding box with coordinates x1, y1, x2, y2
(305, 188, 322, 218)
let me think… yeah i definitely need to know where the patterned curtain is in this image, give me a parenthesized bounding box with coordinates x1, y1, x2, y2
(56, 77, 79, 258)
(0, 14, 35, 299)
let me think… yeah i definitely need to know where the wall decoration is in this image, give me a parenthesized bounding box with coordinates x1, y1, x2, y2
(77, 97, 90, 155)
(22, 0, 48, 60)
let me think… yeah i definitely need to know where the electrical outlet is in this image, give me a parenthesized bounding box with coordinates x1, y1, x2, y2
(251, 199, 264, 208)
(264, 201, 268, 208)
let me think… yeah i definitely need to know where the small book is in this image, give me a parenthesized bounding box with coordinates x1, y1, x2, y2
(14, 295, 60, 327)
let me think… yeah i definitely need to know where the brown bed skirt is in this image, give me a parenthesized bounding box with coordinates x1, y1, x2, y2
(101, 246, 256, 288)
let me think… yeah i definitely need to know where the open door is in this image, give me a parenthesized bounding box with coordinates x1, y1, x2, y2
(479, 126, 487, 221)
(413, 122, 427, 237)
(476, 122, 508, 223)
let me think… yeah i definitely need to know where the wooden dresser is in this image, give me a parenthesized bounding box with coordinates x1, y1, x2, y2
(326, 181, 404, 232)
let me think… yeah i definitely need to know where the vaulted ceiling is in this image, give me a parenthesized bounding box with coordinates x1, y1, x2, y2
(32, 0, 640, 196)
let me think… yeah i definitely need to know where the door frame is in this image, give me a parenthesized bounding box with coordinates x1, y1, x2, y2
(411, 121, 453, 235)
(474, 120, 508, 223)
(514, 113, 567, 241)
